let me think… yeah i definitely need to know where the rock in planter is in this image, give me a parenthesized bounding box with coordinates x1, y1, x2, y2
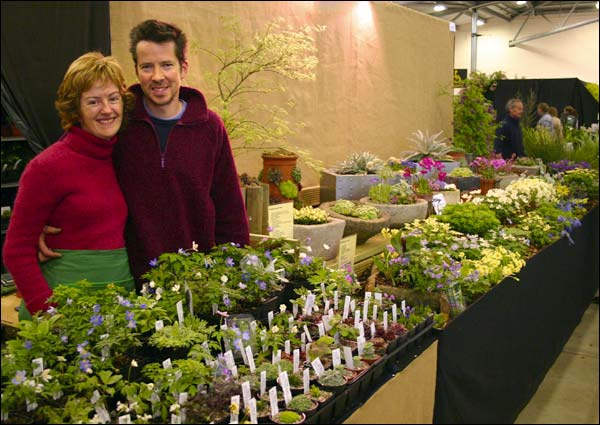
(293, 217, 346, 260)
(319, 201, 391, 245)
(360, 197, 428, 228)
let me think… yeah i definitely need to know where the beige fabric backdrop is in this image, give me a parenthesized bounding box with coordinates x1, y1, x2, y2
(110, 1, 453, 186)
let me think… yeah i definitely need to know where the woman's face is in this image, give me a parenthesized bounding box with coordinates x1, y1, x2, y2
(79, 80, 123, 140)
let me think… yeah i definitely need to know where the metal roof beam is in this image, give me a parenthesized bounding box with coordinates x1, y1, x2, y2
(509, 17, 599, 46)
(480, 6, 511, 22)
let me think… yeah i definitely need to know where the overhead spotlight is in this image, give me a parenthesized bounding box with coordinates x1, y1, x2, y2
(433, 3, 447, 12)
(596, 1, 599, 9)
(477, 18, 486, 26)
(516, 1, 527, 5)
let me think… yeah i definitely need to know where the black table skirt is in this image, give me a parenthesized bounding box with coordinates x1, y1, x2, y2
(434, 206, 599, 424)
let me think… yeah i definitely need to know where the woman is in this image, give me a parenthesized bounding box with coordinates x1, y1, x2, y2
(3, 52, 135, 320)
(548, 106, 563, 140)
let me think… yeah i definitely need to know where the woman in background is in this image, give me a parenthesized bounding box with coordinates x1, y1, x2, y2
(3, 52, 135, 320)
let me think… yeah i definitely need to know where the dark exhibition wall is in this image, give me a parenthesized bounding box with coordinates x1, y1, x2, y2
(1, 1, 111, 152)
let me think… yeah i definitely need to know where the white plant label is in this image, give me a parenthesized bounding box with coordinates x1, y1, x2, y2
(358, 322, 365, 338)
(303, 325, 313, 342)
(344, 346, 354, 370)
(351, 299, 356, 313)
(334, 291, 339, 310)
(318, 323, 325, 337)
(354, 311, 360, 328)
(383, 311, 388, 332)
(268, 311, 274, 328)
(284, 340, 291, 355)
(176, 300, 184, 327)
(303, 368, 311, 394)
(279, 371, 292, 406)
(90, 390, 101, 405)
(401, 300, 407, 316)
(179, 392, 188, 405)
(324, 299, 330, 315)
(311, 357, 326, 377)
(357, 336, 366, 356)
(362, 299, 369, 323)
(293, 348, 300, 373)
(288, 316, 294, 331)
(155, 320, 164, 331)
(246, 346, 256, 373)
(392, 304, 398, 323)
(118, 414, 132, 424)
(372, 304, 378, 321)
(240, 342, 249, 366)
(374, 292, 382, 303)
(260, 371, 267, 396)
(370, 322, 376, 339)
(241, 381, 252, 409)
(293, 303, 298, 317)
(162, 358, 172, 370)
(269, 387, 279, 417)
(323, 315, 331, 332)
(343, 296, 351, 320)
(332, 348, 342, 368)
(321, 282, 326, 295)
(249, 398, 257, 424)
(305, 293, 315, 316)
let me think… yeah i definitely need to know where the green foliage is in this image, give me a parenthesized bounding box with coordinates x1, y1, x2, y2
(333, 152, 383, 174)
(289, 394, 316, 412)
(522, 128, 567, 164)
(279, 180, 299, 199)
(561, 168, 599, 199)
(317, 369, 346, 387)
(401, 130, 453, 161)
(514, 156, 538, 166)
(148, 316, 215, 350)
(274, 410, 303, 424)
(565, 130, 599, 169)
(368, 170, 416, 205)
(518, 89, 538, 130)
(293, 206, 328, 224)
(585, 82, 599, 102)
(453, 80, 499, 156)
(291, 167, 302, 183)
(448, 166, 474, 177)
(438, 203, 501, 236)
(331, 200, 379, 220)
(193, 16, 324, 170)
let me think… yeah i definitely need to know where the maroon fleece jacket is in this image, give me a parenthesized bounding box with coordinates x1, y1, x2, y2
(3, 127, 128, 314)
(113, 85, 249, 284)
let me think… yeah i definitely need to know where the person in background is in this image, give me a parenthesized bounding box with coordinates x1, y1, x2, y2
(39, 20, 250, 287)
(3, 52, 135, 319)
(561, 105, 579, 130)
(536, 102, 554, 135)
(548, 106, 563, 140)
(494, 98, 525, 160)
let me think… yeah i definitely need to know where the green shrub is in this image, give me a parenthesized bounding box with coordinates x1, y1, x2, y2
(279, 180, 299, 199)
(288, 394, 315, 412)
(448, 167, 474, 177)
(331, 200, 379, 220)
(561, 168, 599, 199)
(438, 203, 501, 236)
(523, 128, 567, 164)
(274, 410, 302, 424)
(565, 131, 599, 169)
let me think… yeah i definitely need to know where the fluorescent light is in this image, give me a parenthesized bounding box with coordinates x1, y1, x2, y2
(516, 1, 527, 5)
(433, 4, 447, 12)
(477, 18, 486, 26)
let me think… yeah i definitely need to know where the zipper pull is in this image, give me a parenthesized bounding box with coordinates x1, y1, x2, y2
(161, 154, 165, 169)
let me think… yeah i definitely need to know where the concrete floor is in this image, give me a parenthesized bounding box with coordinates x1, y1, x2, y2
(515, 301, 599, 424)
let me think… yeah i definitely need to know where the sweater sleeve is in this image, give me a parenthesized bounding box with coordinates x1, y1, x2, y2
(210, 118, 250, 247)
(2, 161, 60, 315)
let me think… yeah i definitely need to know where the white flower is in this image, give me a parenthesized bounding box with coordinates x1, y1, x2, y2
(149, 281, 156, 288)
(170, 403, 180, 413)
(291, 325, 298, 333)
(305, 246, 313, 253)
(140, 414, 152, 422)
(140, 284, 148, 295)
(172, 284, 181, 293)
(146, 383, 155, 391)
(131, 359, 138, 368)
(192, 241, 199, 251)
(195, 271, 202, 278)
(40, 369, 52, 382)
(299, 253, 307, 259)
(271, 326, 280, 333)
(117, 401, 128, 412)
(57, 356, 66, 362)
(323, 244, 330, 250)
(279, 304, 287, 313)
(221, 275, 228, 283)
(35, 383, 44, 393)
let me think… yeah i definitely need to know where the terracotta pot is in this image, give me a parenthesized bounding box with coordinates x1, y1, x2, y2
(261, 152, 299, 203)
(479, 177, 497, 195)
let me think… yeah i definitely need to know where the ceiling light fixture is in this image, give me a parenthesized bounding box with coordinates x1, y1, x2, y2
(477, 18, 486, 26)
(433, 4, 447, 12)
(516, 1, 527, 5)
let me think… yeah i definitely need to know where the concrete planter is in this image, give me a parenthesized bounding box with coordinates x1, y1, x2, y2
(511, 165, 541, 176)
(293, 217, 346, 260)
(496, 174, 520, 189)
(319, 170, 403, 202)
(445, 176, 480, 192)
(319, 201, 391, 245)
(432, 189, 461, 205)
(360, 197, 428, 228)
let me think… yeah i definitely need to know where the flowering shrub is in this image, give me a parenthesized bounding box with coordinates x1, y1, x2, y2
(505, 177, 558, 210)
(470, 156, 511, 179)
(294, 206, 329, 224)
(471, 188, 523, 224)
(560, 168, 599, 200)
(516, 202, 582, 248)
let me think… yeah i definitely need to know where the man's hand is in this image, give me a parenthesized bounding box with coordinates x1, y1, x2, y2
(38, 225, 62, 263)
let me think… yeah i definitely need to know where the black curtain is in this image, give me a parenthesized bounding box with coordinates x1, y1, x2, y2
(1, 1, 111, 153)
(493, 78, 599, 128)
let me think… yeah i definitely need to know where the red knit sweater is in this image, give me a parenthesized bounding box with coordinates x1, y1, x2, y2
(3, 126, 128, 314)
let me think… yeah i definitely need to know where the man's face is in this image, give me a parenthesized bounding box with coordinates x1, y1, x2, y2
(135, 40, 188, 117)
(509, 102, 524, 119)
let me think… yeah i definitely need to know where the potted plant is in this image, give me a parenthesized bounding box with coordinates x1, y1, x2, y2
(293, 207, 346, 260)
(445, 166, 480, 192)
(320, 152, 399, 202)
(262, 150, 302, 204)
(512, 156, 541, 176)
(360, 342, 381, 365)
(400, 129, 461, 174)
(360, 166, 428, 228)
(319, 200, 391, 244)
(271, 410, 306, 424)
(469, 157, 510, 195)
(308, 384, 333, 405)
(316, 368, 348, 393)
(288, 394, 318, 417)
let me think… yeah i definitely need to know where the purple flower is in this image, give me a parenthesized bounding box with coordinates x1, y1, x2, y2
(267, 226, 274, 233)
(125, 310, 134, 321)
(257, 280, 267, 290)
(265, 250, 273, 260)
(149, 258, 158, 268)
(79, 359, 92, 373)
(300, 255, 313, 266)
(127, 320, 137, 329)
(241, 272, 251, 282)
(61, 335, 68, 343)
(225, 257, 235, 267)
(24, 340, 32, 350)
(386, 244, 395, 253)
(223, 295, 231, 307)
(370, 177, 379, 183)
(139, 303, 147, 309)
(242, 331, 251, 341)
(11, 370, 26, 385)
(119, 298, 133, 308)
(90, 314, 103, 327)
(93, 304, 101, 313)
(345, 274, 354, 283)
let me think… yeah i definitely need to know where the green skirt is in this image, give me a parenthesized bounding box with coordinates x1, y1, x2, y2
(19, 248, 134, 321)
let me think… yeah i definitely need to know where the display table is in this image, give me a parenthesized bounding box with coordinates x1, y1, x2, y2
(434, 206, 599, 424)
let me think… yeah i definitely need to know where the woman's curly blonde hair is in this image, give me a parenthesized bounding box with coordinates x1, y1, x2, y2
(55, 52, 135, 131)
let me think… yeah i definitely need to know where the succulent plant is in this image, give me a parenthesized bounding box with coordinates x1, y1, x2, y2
(291, 167, 302, 183)
(333, 152, 384, 175)
(288, 394, 317, 412)
(268, 167, 283, 184)
(294, 206, 329, 225)
(279, 180, 299, 199)
(331, 200, 380, 220)
(448, 166, 475, 177)
(273, 410, 303, 424)
(401, 130, 453, 161)
(317, 368, 346, 387)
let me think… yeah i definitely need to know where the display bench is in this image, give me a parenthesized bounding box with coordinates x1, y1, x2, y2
(434, 205, 599, 424)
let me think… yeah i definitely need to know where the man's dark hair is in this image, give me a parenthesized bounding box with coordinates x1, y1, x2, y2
(129, 19, 187, 66)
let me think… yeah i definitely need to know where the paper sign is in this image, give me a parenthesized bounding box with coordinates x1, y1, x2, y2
(155, 320, 164, 331)
(311, 358, 326, 377)
(383, 311, 388, 332)
(230, 395, 240, 423)
(343, 346, 354, 370)
(162, 358, 172, 370)
(260, 371, 267, 396)
(334, 291, 339, 310)
(268, 311, 274, 328)
(269, 387, 279, 417)
(332, 348, 341, 368)
(303, 369, 310, 394)
(246, 346, 256, 373)
(343, 296, 351, 320)
(338, 234, 357, 271)
(176, 300, 184, 327)
(241, 381, 252, 409)
(268, 203, 294, 239)
(249, 398, 257, 424)
(278, 371, 292, 406)
(293, 349, 300, 373)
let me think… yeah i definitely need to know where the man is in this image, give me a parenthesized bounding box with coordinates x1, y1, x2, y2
(40, 20, 249, 286)
(494, 98, 525, 160)
(536, 102, 554, 135)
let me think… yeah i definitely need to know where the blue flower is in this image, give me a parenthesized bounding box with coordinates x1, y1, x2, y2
(300, 256, 313, 266)
(125, 310, 134, 321)
(80, 359, 92, 373)
(61, 335, 68, 343)
(149, 258, 158, 268)
(223, 295, 231, 307)
(139, 303, 147, 310)
(242, 331, 250, 341)
(11, 370, 26, 385)
(257, 280, 267, 290)
(241, 272, 251, 282)
(265, 250, 273, 260)
(127, 320, 137, 329)
(93, 304, 101, 313)
(225, 257, 235, 267)
(24, 340, 32, 350)
(572, 218, 582, 228)
(90, 314, 103, 327)
(120, 299, 133, 308)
